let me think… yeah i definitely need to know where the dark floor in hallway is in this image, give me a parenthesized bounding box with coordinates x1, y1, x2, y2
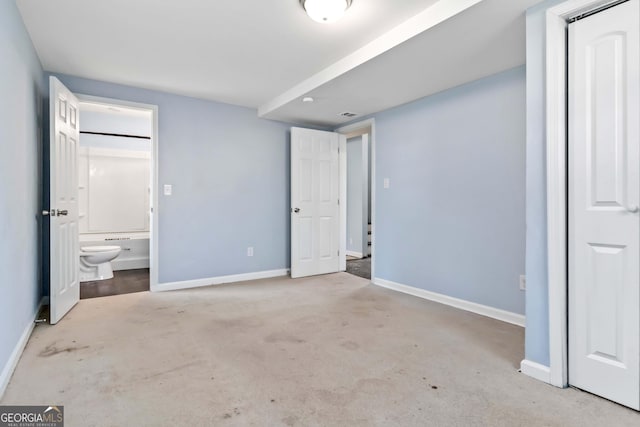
(346, 256, 371, 280)
(80, 268, 150, 299)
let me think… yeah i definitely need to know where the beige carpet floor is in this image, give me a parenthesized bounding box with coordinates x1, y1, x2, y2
(2, 273, 638, 426)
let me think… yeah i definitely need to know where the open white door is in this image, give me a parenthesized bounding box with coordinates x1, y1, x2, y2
(49, 77, 80, 324)
(291, 127, 341, 278)
(568, 0, 640, 410)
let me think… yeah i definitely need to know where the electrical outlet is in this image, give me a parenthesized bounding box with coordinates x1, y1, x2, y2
(164, 184, 172, 196)
(383, 178, 390, 189)
(519, 275, 526, 291)
(247, 247, 254, 257)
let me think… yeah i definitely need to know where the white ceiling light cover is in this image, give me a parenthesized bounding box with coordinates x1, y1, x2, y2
(301, 0, 353, 23)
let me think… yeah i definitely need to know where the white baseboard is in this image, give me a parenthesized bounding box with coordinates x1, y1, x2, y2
(372, 278, 525, 327)
(152, 268, 290, 292)
(112, 258, 150, 271)
(0, 297, 45, 400)
(520, 359, 552, 384)
(346, 251, 364, 258)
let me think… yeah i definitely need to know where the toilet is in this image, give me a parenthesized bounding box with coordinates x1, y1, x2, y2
(79, 245, 122, 282)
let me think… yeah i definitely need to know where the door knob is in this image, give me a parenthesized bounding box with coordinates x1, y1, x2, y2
(292, 208, 300, 213)
(42, 210, 51, 216)
(57, 209, 69, 216)
(627, 205, 639, 213)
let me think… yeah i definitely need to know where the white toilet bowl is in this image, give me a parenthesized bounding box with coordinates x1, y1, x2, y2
(79, 245, 121, 282)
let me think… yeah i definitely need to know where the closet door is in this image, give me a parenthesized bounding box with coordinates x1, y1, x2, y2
(568, 0, 640, 410)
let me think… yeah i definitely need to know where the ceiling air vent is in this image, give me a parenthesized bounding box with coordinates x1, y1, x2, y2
(339, 111, 358, 118)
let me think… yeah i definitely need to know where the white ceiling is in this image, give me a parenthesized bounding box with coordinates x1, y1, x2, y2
(17, 0, 539, 127)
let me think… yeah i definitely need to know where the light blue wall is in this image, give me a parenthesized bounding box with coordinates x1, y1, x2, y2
(50, 73, 293, 283)
(0, 0, 45, 385)
(372, 66, 527, 315)
(524, 0, 565, 367)
(347, 136, 364, 254)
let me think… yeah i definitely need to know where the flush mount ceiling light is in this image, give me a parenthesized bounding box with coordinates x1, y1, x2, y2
(300, 0, 353, 24)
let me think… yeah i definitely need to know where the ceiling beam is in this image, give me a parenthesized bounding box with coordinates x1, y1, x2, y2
(258, 0, 484, 119)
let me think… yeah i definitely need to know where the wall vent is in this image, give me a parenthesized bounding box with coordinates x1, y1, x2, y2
(339, 112, 358, 118)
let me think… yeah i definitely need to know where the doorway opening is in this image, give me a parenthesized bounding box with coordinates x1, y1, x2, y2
(76, 97, 157, 299)
(337, 119, 375, 281)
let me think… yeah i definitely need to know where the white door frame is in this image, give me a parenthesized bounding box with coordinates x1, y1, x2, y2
(75, 94, 160, 290)
(544, 0, 628, 388)
(336, 118, 376, 280)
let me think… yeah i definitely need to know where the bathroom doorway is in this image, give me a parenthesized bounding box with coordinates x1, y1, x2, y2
(76, 96, 157, 299)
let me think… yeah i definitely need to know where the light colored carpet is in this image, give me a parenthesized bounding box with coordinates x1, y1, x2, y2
(2, 273, 638, 426)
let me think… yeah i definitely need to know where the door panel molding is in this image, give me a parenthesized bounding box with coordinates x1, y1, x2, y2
(541, 0, 640, 407)
(49, 76, 80, 324)
(291, 127, 341, 278)
(568, 0, 639, 408)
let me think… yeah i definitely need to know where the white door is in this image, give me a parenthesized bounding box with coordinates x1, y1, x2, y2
(49, 77, 80, 324)
(569, 0, 640, 410)
(291, 127, 341, 278)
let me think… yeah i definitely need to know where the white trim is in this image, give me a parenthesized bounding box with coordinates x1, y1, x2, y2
(258, 0, 482, 118)
(544, 0, 615, 389)
(0, 298, 46, 399)
(520, 359, 552, 384)
(373, 278, 525, 327)
(339, 135, 347, 272)
(346, 250, 364, 258)
(334, 119, 375, 140)
(336, 118, 376, 280)
(152, 269, 290, 292)
(545, 6, 569, 390)
(75, 94, 159, 291)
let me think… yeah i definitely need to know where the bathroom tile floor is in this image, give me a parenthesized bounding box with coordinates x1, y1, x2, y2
(80, 268, 149, 299)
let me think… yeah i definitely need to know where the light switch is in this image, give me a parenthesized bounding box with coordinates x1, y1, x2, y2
(164, 184, 172, 196)
(383, 178, 390, 189)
